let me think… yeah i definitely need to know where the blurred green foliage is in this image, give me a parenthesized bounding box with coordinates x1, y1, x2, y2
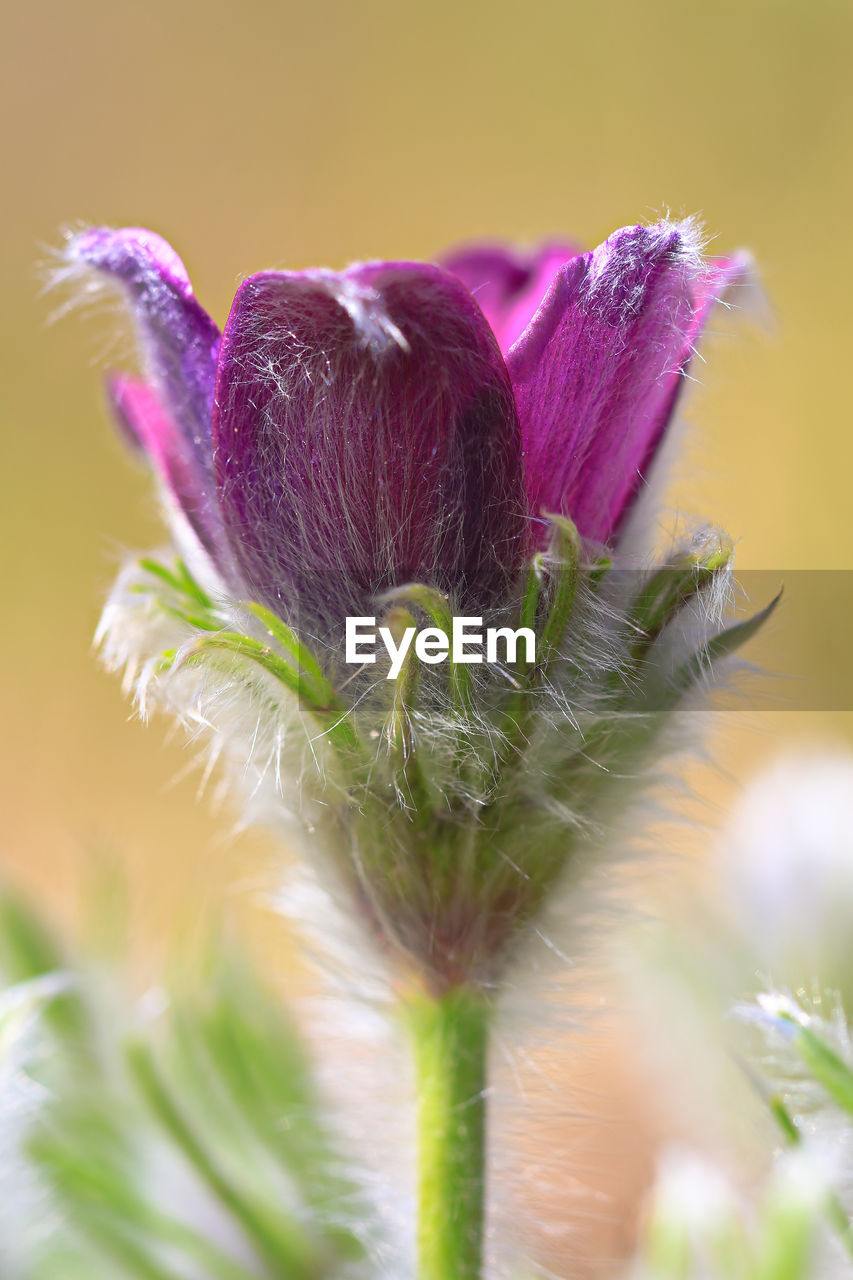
(0, 892, 370, 1280)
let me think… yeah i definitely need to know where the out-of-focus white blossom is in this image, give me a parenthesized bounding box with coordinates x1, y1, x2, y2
(630, 1144, 833, 1280)
(721, 752, 853, 991)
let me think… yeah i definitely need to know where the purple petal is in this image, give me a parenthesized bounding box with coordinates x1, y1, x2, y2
(507, 222, 750, 544)
(66, 227, 220, 481)
(107, 375, 229, 565)
(442, 241, 579, 354)
(212, 262, 527, 634)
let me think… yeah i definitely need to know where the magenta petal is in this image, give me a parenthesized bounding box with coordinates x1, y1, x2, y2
(507, 222, 749, 544)
(442, 241, 579, 354)
(67, 227, 220, 479)
(212, 263, 527, 633)
(107, 375, 230, 568)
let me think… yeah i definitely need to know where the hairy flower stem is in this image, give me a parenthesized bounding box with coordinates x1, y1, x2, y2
(407, 985, 490, 1280)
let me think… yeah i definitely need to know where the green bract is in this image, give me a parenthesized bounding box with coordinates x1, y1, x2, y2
(105, 520, 774, 992)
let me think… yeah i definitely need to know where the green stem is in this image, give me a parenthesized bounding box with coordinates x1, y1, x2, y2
(407, 985, 490, 1280)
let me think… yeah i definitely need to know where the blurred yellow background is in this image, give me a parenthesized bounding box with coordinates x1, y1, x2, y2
(3, 0, 852, 955)
(3, 0, 853, 1268)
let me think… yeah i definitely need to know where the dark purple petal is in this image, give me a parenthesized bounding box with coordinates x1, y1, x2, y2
(212, 263, 528, 634)
(507, 222, 749, 544)
(107, 375, 230, 566)
(67, 227, 220, 482)
(442, 241, 579, 354)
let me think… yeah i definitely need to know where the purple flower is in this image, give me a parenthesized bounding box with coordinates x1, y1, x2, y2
(68, 222, 745, 635)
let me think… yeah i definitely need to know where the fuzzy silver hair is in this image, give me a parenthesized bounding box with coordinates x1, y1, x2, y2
(95, 509, 763, 997)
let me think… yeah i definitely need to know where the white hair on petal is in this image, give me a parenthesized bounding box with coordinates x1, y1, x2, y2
(322, 272, 411, 354)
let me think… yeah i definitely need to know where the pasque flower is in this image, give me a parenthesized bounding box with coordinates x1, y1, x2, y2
(60, 215, 769, 987)
(69, 221, 743, 640)
(63, 217, 765, 1280)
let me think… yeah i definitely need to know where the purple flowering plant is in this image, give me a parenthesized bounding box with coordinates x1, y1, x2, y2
(52, 218, 772, 1279)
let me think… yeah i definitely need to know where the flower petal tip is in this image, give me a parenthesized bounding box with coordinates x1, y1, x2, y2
(55, 226, 221, 498)
(508, 218, 745, 544)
